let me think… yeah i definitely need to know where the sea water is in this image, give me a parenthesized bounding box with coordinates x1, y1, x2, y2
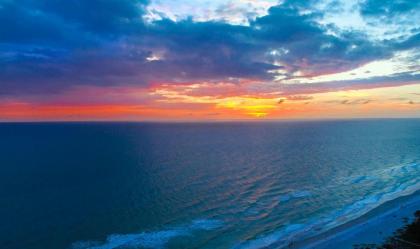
(0, 119, 419, 249)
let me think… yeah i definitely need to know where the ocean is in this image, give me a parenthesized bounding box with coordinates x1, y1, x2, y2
(1, 119, 419, 249)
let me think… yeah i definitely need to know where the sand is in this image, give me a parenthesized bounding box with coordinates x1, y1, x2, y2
(285, 189, 420, 249)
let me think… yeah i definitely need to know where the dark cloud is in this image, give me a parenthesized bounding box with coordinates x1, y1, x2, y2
(390, 97, 408, 101)
(326, 99, 373, 105)
(0, 0, 148, 44)
(408, 100, 420, 105)
(278, 73, 420, 96)
(360, 0, 420, 18)
(286, 95, 313, 101)
(0, 1, 69, 44)
(0, 0, 418, 96)
(393, 32, 420, 50)
(35, 0, 148, 33)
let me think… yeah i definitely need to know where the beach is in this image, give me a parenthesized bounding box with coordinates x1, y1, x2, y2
(290, 190, 420, 249)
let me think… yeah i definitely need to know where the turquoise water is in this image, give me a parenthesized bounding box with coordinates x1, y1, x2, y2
(1, 119, 419, 249)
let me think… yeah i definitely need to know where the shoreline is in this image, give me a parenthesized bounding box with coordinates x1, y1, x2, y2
(285, 189, 420, 249)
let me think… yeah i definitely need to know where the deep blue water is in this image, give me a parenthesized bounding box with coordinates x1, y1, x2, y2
(1, 119, 420, 249)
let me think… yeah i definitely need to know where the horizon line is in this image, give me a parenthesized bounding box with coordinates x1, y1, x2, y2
(1, 116, 420, 124)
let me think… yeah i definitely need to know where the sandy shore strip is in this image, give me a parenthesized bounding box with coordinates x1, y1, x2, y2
(283, 189, 420, 249)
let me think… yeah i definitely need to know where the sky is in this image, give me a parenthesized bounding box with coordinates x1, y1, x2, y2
(0, 0, 419, 121)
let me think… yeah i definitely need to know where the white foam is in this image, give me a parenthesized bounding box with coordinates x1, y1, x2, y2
(71, 219, 223, 249)
(232, 224, 305, 249)
(189, 219, 223, 230)
(381, 162, 419, 177)
(348, 175, 375, 184)
(235, 162, 420, 249)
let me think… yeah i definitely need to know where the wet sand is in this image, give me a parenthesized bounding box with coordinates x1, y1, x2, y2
(285, 189, 420, 249)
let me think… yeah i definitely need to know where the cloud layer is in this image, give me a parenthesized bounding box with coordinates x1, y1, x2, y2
(0, 0, 419, 120)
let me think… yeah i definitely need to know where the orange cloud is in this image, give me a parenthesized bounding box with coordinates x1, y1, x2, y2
(1, 83, 419, 121)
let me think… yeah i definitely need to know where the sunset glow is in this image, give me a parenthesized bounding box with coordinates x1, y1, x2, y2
(0, 0, 419, 121)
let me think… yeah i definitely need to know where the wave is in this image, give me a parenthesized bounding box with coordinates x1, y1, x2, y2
(278, 190, 312, 202)
(71, 162, 420, 249)
(344, 162, 419, 185)
(71, 219, 223, 249)
(347, 175, 375, 184)
(233, 162, 420, 249)
(232, 224, 306, 249)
